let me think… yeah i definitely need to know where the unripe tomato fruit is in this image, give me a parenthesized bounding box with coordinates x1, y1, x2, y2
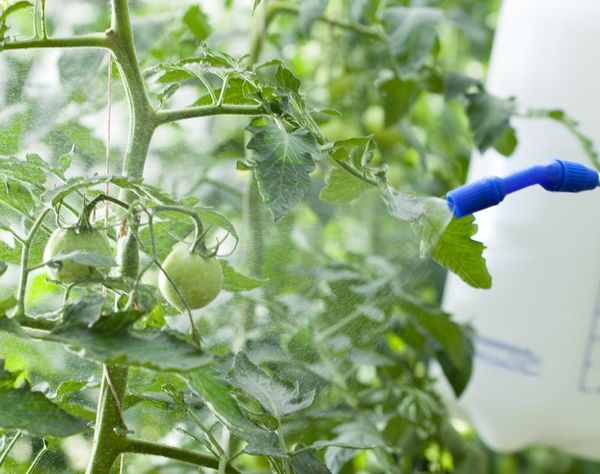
(158, 243, 223, 310)
(43, 227, 112, 283)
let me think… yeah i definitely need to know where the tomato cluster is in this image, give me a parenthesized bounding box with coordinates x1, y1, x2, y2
(43, 225, 222, 310)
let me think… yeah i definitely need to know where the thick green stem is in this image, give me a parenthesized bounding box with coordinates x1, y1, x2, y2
(87, 1, 155, 472)
(124, 439, 242, 474)
(157, 104, 265, 124)
(86, 365, 128, 474)
(1, 34, 109, 50)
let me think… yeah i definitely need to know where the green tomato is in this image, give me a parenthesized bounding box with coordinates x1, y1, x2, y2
(158, 243, 223, 310)
(43, 227, 112, 284)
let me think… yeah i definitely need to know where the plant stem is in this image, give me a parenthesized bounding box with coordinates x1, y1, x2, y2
(87, 1, 154, 472)
(124, 438, 242, 474)
(24, 440, 48, 474)
(14, 208, 51, 319)
(1, 34, 109, 50)
(0, 432, 22, 468)
(157, 104, 265, 124)
(86, 365, 129, 474)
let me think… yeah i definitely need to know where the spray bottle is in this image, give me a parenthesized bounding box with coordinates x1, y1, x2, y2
(441, 0, 600, 458)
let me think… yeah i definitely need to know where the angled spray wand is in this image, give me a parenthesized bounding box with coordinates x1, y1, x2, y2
(446, 160, 600, 218)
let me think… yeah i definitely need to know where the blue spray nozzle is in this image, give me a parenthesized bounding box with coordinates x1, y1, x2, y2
(447, 160, 600, 218)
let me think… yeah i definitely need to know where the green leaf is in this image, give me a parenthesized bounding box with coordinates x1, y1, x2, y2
(228, 352, 315, 419)
(48, 121, 105, 162)
(379, 183, 426, 222)
(395, 385, 443, 432)
(317, 420, 387, 472)
(379, 77, 421, 125)
(292, 445, 332, 474)
(0, 367, 88, 437)
(466, 92, 515, 153)
(410, 198, 491, 288)
(444, 72, 482, 100)
(246, 117, 321, 220)
(432, 215, 491, 289)
(399, 296, 474, 397)
(0, 240, 21, 265)
(49, 297, 211, 371)
(182, 5, 211, 41)
(60, 293, 104, 328)
(49, 250, 116, 270)
(385, 7, 443, 78)
(0, 105, 31, 155)
(275, 65, 301, 94)
(320, 167, 370, 204)
(220, 260, 264, 292)
(298, 0, 329, 35)
(493, 125, 518, 157)
(185, 366, 285, 457)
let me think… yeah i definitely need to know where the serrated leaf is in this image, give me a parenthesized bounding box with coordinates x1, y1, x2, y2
(60, 294, 104, 328)
(275, 65, 300, 94)
(444, 72, 482, 100)
(182, 5, 211, 41)
(318, 420, 386, 473)
(396, 385, 443, 431)
(291, 445, 332, 474)
(385, 7, 443, 78)
(246, 117, 321, 220)
(185, 366, 285, 457)
(49, 121, 105, 161)
(0, 367, 87, 437)
(466, 92, 515, 153)
(320, 167, 370, 204)
(49, 298, 211, 371)
(228, 352, 315, 419)
(0, 387, 89, 437)
(220, 260, 263, 292)
(409, 198, 491, 288)
(432, 215, 491, 289)
(379, 77, 421, 125)
(399, 295, 473, 397)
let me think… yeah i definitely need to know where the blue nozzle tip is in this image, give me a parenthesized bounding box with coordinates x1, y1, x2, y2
(447, 176, 506, 218)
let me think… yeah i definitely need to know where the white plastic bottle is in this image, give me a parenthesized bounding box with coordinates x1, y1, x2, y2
(442, 0, 600, 459)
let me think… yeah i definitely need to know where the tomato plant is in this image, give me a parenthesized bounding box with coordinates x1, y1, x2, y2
(0, 1, 597, 473)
